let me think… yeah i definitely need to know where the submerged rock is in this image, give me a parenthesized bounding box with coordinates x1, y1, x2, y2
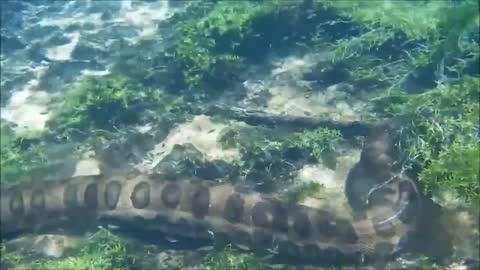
(154, 250, 207, 269)
(5, 234, 80, 259)
(33, 235, 79, 258)
(153, 143, 204, 176)
(295, 147, 361, 215)
(153, 143, 235, 181)
(136, 115, 240, 173)
(72, 158, 101, 177)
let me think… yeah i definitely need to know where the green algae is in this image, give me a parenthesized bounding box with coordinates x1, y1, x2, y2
(0, 0, 478, 268)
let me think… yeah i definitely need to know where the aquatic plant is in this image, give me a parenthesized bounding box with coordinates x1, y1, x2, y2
(47, 74, 189, 144)
(0, 244, 25, 269)
(202, 245, 273, 270)
(376, 77, 480, 207)
(218, 125, 296, 191)
(0, 123, 52, 183)
(152, 143, 238, 182)
(301, 0, 480, 207)
(109, 1, 217, 85)
(319, 0, 447, 41)
(289, 127, 342, 164)
(162, 0, 347, 97)
(1, 1, 478, 268)
(0, 73, 191, 185)
(0, 229, 140, 270)
(164, 1, 258, 95)
(299, 0, 480, 207)
(48, 75, 145, 135)
(33, 229, 136, 270)
(312, 0, 479, 94)
(218, 125, 343, 191)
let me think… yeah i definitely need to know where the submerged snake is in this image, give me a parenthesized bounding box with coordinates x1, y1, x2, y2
(0, 123, 423, 267)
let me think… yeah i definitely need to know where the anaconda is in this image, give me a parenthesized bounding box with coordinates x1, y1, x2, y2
(0, 124, 422, 267)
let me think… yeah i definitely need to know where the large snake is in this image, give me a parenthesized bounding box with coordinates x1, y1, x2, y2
(0, 123, 423, 267)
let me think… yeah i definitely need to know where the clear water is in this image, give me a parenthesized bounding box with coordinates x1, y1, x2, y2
(0, 1, 479, 269)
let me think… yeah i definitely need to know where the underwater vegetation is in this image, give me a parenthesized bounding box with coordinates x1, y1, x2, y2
(1, 74, 191, 184)
(218, 124, 342, 192)
(1, 229, 135, 270)
(0, 229, 275, 270)
(1, 122, 62, 184)
(0, 0, 478, 269)
(375, 76, 480, 208)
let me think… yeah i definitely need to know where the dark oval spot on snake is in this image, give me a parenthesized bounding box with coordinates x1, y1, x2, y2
(292, 211, 312, 239)
(271, 200, 289, 233)
(84, 183, 98, 208)
(191, 185, 210, 219)
(9, 189, 24, 216)
(224, 193, 245, 224)
(161, 183, 182, 209)
(251, 201, 272, 228)
(30, 189, 45, 212)
(104, 181, 122, 210)
(131, 182, 150, 209)
(64, 185, 78, 208)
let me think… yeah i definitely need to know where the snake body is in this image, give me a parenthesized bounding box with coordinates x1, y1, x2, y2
(0, 124, 422, 266)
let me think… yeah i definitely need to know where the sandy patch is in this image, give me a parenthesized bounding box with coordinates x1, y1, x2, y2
(136, 115, 240, 172)
(1, 66, 51, 133)
(266, 84, 363, 121)
(270, 53, 321, 77)
(7, 234, 80, 259)
(242, 52, 366, 121)
(114, 0, 176, 44)
(46, 32, 81, 61)
(38, 12, 104, 30)
(296, 148, 361, 216)
(72, 158, 101, 177)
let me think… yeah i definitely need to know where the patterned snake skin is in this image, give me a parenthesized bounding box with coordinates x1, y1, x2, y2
(0, 124, 422, 267)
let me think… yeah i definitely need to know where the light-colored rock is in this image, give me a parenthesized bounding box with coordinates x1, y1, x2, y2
(296, 148, 361, 216)
(136, 115, 241, 172)
(72, 158, 101, 177)
(1, 66, 51, 133)
(46, 32, 81, 61)
(33, 235, 79, 258)
(240, 52, 367, 122)
(7, 234, 80, 259)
